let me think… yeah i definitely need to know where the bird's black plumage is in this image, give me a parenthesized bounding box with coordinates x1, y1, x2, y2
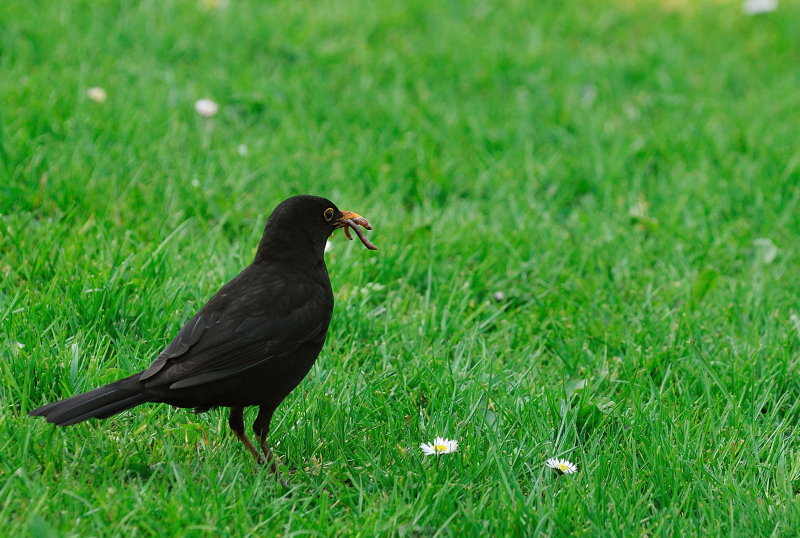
(29, 195, 377, 478)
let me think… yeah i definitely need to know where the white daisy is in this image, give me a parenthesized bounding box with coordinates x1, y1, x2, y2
(86, 87, 107, 103)
(546, 458, 578, 475)
(194, 98, 219, 117)
(420, 437, 458, 456)
(743, 0, 777, 15)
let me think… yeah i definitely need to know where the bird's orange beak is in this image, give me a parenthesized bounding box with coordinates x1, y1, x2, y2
(335, 210, 377, 250)
(335, 211, 368, 227)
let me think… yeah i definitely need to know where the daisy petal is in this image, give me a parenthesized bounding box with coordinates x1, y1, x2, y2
(421, 436, 458, 456)
(195, 98, 219, 117)
(546, 457, 578, 475)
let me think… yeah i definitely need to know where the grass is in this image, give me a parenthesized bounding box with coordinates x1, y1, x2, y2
(2, 0, 800, 535)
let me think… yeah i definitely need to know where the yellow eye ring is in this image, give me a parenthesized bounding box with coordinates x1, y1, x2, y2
(324, 208, 335, 221)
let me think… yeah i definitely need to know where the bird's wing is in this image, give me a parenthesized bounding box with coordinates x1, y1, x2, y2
(138, 266, 331, 390)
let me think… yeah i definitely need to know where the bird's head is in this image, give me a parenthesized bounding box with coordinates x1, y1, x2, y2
(255, 195, 377, 263)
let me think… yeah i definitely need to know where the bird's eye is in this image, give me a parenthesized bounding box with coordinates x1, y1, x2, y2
(324, 208, 335, 222)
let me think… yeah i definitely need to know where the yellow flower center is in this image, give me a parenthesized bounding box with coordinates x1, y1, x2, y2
(434, 444, 448, 453)
(556, 463, 569, 472)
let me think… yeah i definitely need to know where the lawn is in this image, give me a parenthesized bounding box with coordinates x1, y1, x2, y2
(2, 0, 800, 535)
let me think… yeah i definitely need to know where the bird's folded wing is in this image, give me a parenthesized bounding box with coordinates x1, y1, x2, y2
(140, 305, 328, 390)
(138, 271, 329, 389)
(138, 309, 221, 381)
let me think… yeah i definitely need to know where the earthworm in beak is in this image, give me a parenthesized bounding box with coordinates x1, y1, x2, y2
(338, 212, 377, 250)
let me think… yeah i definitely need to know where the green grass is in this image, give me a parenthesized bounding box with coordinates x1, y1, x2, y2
(2, 0, 800, 535)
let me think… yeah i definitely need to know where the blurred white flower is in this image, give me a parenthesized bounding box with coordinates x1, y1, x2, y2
(493, 291, 506, 302)
(546, 458, 578, 475)
(754, 238, 778, 265)
(237, 144, 249, 156)
(420, 437, 458, 456)
(87, 87, 107, 103)
(194, 98, 219, 117)
(743, 0, 777, 14)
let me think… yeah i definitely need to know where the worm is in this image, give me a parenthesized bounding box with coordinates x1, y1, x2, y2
(344, 218, 377, 250)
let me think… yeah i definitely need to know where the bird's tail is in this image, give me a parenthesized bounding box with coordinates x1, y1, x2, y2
(29, 374, 150, 426)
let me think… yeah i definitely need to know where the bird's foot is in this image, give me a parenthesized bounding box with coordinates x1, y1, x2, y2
(254, 452, 287, 486)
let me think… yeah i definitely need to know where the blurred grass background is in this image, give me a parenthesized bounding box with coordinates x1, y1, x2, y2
(2, 0, 800, 535)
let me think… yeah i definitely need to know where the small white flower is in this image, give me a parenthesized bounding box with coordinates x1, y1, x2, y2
(754, 238, 778, 265)
(493, 291, 505, 302)
(743, 0, 777, 15)
(546, 458, 578, 475)
(324, 240, 333, 253)
(87, 87, 107, 103)
(194, 98, 219, 117)
(420, 437, 458, 456)
(237, 144, 249, 156)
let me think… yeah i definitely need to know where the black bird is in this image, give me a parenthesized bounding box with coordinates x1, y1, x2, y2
(29, 195, 377, 479)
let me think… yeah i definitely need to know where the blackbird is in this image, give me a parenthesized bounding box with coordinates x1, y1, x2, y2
(29, 195, 377, 479)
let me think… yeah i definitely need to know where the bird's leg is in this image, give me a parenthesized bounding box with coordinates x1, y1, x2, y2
(229, 407, 264, 465)
(254, 406, 283, 482)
